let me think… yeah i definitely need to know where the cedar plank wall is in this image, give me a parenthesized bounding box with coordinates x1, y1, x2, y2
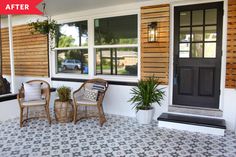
(226, 0, 236, 88)
(141, 4, 170, 85)
(1, 24, 49, 77)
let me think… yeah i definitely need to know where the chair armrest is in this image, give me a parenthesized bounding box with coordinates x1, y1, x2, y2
(73, 84, 85, 103)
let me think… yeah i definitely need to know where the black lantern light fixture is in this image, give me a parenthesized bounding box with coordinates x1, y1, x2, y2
(148, 22, 158, 42)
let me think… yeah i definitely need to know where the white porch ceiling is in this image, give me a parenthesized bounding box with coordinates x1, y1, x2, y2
(44, 0, 151, 16)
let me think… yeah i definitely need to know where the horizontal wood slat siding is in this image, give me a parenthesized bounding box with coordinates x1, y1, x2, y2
(1, 24, 49, 77)
(226, 0, 236, 88)
(141, 4, 170, 84)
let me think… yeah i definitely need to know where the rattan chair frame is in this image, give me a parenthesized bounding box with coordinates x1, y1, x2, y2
(73, 78, 108, 126)
(17, 80, 51, 127)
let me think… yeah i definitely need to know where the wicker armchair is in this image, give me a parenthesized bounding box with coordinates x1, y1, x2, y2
(17, 80, 51, 127)
(73, 78, 108, 126)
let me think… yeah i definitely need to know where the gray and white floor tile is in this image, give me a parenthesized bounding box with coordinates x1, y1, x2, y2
(0, 114, 236, 157)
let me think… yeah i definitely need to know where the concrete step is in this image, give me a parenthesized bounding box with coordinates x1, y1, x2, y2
(157, 113, 226, 136)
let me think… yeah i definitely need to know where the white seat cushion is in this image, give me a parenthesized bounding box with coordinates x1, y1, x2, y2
(22, 99, 46, 106)
(77, 98, 97, 105)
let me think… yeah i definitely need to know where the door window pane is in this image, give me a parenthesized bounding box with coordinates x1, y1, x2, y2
(192, 27, 203, 41)
(94, 15, 137, 45)
(192, 10, 203, 25)
(204, 43, 216, 58)
(96, 48, 138, 76)
(180, 11, 190, 26)
(180, 27, 190, 42)
(192, 43, 203, 58)
(57, 49, 88, 74)
(205, 9, 217, 25)
(56, 21, 88, 47)
(205, 26, 217, 41)
(179, 43, 190, 58)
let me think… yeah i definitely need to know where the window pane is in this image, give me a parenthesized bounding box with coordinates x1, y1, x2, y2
(180, 11, 190, 26)
(192, 10, 203, 25)
(180, 27, 190, 42)
(56, 21, 88, 47)
(205, 9, 217, 25)
(204, 43, 216, 58)
(205, 26, 217, 41)
(192, 27, 203, 41)
(94, 15, 137, 45)
(179, 43, 190, 58)
(57, 49, 88, 74)
(96, 47, 138, 76)
(192, 43, 203, 58)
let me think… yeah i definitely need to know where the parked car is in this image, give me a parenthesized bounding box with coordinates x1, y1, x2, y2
(61, 59, 81, 70)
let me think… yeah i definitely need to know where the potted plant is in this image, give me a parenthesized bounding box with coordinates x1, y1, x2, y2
(129, 76, 164, 124)
(28, 19, 57, 49)
(54, 86, 73, 123)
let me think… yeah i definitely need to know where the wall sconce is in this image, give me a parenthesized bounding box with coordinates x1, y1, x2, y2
(148, 22, 158, 42)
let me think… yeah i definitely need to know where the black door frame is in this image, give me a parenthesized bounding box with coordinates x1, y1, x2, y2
(172, 2, 224, 108)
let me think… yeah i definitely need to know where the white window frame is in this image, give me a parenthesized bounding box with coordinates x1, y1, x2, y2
(51, 10, 140, 83)
(93, 14, 139, 81)
(52, 19, 89, 79)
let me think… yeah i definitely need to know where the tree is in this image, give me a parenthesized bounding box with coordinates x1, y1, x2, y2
(58, 35, 75, 47)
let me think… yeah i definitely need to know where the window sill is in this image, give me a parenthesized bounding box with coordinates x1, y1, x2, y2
(95, 75, 138, 82)
(0, 94, 17, 102)
(0, 88, 57, 103)
(51, 76, 138, 86)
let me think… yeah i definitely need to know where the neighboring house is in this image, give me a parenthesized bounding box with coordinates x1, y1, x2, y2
(0, 0, 236, 134)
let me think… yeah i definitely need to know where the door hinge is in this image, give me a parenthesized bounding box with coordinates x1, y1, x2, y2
(222, 9, 224, 16)
(219, 90, 221, 95)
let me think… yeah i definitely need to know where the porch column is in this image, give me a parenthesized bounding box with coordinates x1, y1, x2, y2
(8, 15, 15, 93)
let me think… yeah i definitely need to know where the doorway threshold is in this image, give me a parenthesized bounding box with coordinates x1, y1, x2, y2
(168, 105, 223, 117)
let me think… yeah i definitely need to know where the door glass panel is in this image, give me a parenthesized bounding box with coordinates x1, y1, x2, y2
(192, 27, 203, 41)
(192, 10, 203, 25)
(204, 43, 216, 58)
(180, 27, 190, 42)
(205, 26, 217, 41)
(179, 43, 190, 58)
(180, 11, 190, 26)
(192, 43, 203, 58)
(205, 9, 217, 25)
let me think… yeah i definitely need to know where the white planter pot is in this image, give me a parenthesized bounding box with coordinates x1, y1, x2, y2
(136, 108, 154, 124)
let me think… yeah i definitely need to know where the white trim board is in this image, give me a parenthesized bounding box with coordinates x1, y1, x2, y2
(158, 120, 225, 136)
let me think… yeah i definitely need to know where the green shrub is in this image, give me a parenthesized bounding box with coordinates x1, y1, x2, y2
(129, 76, 165, 112)
(57, 86, 71, 102)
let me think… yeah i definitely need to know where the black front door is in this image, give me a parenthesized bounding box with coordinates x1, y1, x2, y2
(173, 2, 223, 108)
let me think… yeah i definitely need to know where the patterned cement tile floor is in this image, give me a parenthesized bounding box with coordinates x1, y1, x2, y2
(0, 114, 236, 157)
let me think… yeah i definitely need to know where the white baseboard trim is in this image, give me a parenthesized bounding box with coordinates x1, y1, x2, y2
(158, 121, 225, 136)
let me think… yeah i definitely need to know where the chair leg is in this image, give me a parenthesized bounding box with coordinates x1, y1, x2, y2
(45, 106, 51, 125)
(74, 105, 78, 124)
(20, 107, 24, 128)
(97, 104, 106, 127)
(26, 107, 29, 120)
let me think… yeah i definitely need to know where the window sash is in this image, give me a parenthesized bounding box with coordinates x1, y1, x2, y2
(95, 47, 138, 76)
(55, 47, 88, 51)
(55, 49, 89, 75)
(94, 44, 138, 49)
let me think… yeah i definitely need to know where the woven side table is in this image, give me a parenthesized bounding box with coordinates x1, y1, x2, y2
(54, 99, 74, 123)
